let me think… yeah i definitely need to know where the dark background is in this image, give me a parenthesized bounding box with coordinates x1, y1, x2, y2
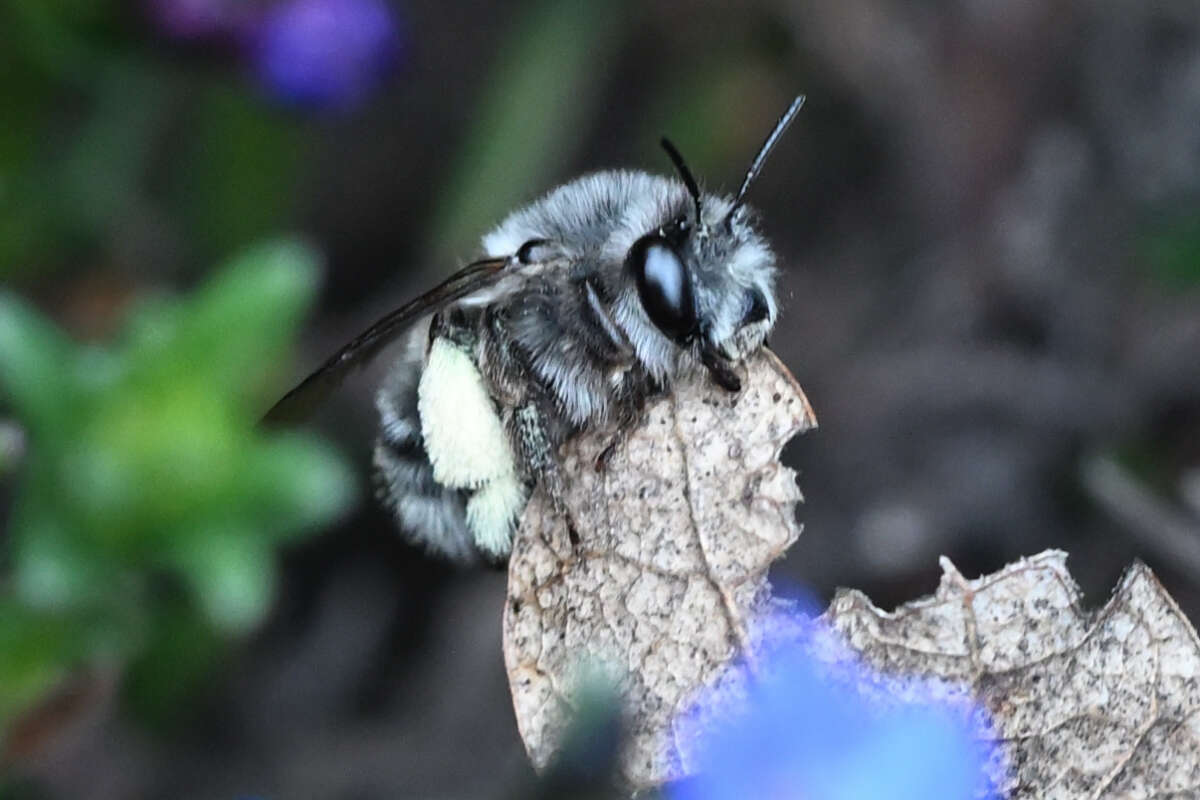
(3, 0, 1199, 797)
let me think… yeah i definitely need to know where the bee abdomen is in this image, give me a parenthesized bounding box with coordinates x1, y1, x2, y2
(373, 354, 478, 562)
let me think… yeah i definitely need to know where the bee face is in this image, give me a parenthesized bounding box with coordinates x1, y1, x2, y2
(619, 191, 777, 392)
(686, 200, 777, 361)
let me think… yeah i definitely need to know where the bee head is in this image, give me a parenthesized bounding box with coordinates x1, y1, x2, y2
(625, 96, 803, 389)
(624, 199, 776, 377)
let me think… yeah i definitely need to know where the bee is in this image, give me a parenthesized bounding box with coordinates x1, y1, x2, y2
(266, 96, 805, 563)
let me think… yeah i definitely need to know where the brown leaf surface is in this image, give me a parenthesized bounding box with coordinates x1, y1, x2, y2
(503, 346, 1200, 796)
(502, 349, 816, 787)
(824, 551, 1200, 798)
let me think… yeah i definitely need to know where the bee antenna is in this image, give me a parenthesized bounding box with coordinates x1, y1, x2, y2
(724, 95, 805, 227)
(660, 137, 704, 226)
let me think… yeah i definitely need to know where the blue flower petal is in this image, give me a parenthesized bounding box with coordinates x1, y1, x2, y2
(673, 616, 999, 800)
(251, 0, 402, 110)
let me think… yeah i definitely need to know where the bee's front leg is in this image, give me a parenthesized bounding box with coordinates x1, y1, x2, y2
(594, 374, 664, 472)
(594, 415, 641, 473)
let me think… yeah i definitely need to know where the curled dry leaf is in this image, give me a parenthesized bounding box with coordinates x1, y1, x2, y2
(503, 349, 816, 787)
(503, 345, 1200, 797)
(824, 550, 1200, 798)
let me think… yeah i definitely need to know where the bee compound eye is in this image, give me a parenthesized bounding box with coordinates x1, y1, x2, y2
(627, 236, 698, 343)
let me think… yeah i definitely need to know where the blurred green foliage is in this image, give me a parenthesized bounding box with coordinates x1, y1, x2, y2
(1143, 211, 1200, 289)
(0, 240, 353, 739)
(428, 0, 621, 259)
(0, 0, 304, 282)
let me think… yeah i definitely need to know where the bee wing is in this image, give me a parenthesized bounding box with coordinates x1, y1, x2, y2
(263, 256, 509, 425)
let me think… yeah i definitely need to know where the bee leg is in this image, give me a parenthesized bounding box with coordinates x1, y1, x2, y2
(594, 419, 634, 472)
(594, 438, 620, 472)
(513, 402, 576, 542)
(593, 396, 651, 471)
(514, 404, 562, 494)
(700, 344, 742, 393)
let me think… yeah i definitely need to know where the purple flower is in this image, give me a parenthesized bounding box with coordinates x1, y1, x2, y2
(673, 617, 1000, 800)
(249, 0, 402, 110)
(145, 0, 255, 42)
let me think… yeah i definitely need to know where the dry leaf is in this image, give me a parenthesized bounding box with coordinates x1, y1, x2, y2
(824, 551, 1200, 798)
(503, 349, 816, 787)
(503, 345, 1200, 797)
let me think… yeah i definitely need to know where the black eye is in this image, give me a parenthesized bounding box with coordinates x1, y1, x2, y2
(627, 236, 697, 342)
